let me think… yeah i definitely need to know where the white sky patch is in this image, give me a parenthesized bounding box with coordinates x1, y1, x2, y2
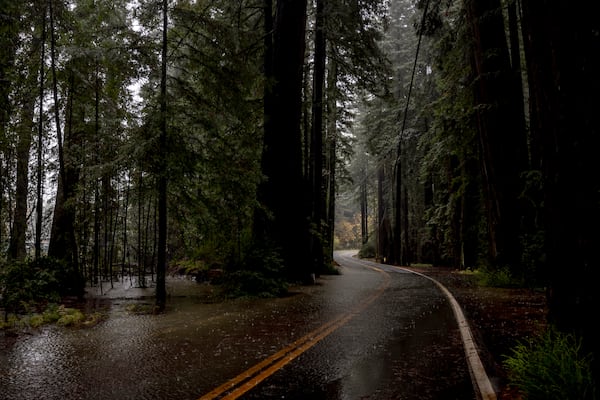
(127, 79, 144, 105)
(126, 0, 143, 32)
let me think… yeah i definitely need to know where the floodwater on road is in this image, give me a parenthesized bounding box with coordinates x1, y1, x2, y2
(0, 253, 475, 400)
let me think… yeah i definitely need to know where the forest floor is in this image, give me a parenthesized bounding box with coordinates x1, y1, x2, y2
(399, 264, 548, 400)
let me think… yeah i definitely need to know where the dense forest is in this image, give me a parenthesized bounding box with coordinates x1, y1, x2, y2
(0, 0, 598, 386)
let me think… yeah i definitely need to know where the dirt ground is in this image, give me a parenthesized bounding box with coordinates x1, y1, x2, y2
(401, 265, 548, 399)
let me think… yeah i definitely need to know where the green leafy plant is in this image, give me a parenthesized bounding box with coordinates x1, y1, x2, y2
(358, 237, 376, 259)
(222, 245, 288, 298)
(476, 264, 524, 288)
(503, 326, 596, 400)
(1, 257, 84, 320)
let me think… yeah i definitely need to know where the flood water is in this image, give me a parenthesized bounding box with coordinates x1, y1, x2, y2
(1, 255, 475, 400)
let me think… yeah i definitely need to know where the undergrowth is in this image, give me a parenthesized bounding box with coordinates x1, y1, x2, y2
(0, 303, 105, 331)
(503, 326, 596, 400)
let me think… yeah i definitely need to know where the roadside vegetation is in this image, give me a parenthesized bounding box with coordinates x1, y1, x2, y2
(0, 257, 104, 332)
(504, 327, 597, 400)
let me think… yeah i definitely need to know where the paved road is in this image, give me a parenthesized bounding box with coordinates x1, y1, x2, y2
(0, 250, 479, 399)
(235, 251, 476, 399)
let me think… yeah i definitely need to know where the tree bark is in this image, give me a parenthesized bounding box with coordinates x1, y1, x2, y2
(521, 0, 600, 381)
(47, 3, 80, 277)
(9, 16, 42, 260)
(9, 99, 35, 261)
(324, 47, 338, 262)
(35, 2, 47, 260)
(256, 0, 309, 280)
(464, 0, 528, 269)
(48, 71, 80, 275)
(309, 0, 326, 274)
(0, 1, 20, 248)
(155, 0, 168, 311)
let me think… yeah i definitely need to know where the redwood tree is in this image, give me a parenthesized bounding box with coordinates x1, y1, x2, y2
(463, 0, 528, 269)
(255, 0, 310, 280)
(521, 0, 600, 380)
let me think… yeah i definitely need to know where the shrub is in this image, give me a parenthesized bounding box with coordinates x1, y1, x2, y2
(503, 326, 597, 400)
(358, 240, 376, 259)
(223, 269, 288, 298)
(320, 262, 341, 276)
(0, 257, 84, 318)
(29, 257, 85, 297)
(223, 245, 288, 298)
(56, 308, 86, 326)
(170, 259, 209, 281)
(476, 264, 524, 288)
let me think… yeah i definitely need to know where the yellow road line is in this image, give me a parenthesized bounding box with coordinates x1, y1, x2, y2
(198, 265, 390, 400)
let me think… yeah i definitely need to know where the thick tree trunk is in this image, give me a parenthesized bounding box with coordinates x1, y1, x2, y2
(48, 4, 80, 278)
(253, 0, 273, 242)
(464, 0, 528, 269)
(309, 0, 326, 274)
(48, 72, 80, 277)
(256, 0, 309, 280)
(521, 0, 600, 381)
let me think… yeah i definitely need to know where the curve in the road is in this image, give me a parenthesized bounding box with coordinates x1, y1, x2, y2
(394, 265, 498, 400)
(337, 253, 497, 400)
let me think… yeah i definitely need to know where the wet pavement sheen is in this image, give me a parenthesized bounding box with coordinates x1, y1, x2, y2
(0, 251, 475, 399)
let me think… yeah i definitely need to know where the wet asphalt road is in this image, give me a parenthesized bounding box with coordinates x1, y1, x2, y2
(0, 251, 475, 400)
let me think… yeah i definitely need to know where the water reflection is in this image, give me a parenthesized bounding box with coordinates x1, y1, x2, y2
(0, 269, 474, 400)
(0, 277, 327, 400)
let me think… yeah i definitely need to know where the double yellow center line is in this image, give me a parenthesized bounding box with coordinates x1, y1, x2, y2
(198, 265, 390, 400)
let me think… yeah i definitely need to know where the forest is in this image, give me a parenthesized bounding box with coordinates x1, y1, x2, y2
(0, 0, 599, 389)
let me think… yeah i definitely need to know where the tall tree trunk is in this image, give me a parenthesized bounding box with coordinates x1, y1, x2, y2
(48, 75, 80, 271)
(309, 0, 326, 274)
(0, 1, 20, 248)
(256, 0, 309, 280)
(137, 170, 144, 285)
(393, 153, 402, 266)
(121, 176, 130, 280)
(376, 164, 386, 263)
(360, 169, 368, 245)
(9, 15, 42, 260)
(521, 0, 600, 381)
(92, 59, 103, 284)
(464, 0, 528, 269)
(93, 180, 100, 284)
(10, 99, 35, 261)
(48, 0, 65, 188)
(47, 3, 80, 282)
(402, 182, 410, 265)
(35, 2, 47, 260)
(155, 0, 168, 311)
(324, 48, 338, 263)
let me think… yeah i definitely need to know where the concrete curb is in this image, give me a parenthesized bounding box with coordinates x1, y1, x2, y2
(396, 267, 497, 400)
